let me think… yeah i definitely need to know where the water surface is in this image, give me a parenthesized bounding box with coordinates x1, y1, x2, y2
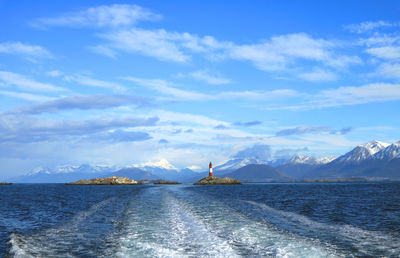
(1, 182, 399, 257)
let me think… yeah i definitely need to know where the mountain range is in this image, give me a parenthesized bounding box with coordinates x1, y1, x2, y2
(308, 140, 400, 179)
(7, 140, 400, 183)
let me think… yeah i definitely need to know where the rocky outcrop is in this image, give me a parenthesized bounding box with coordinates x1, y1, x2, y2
(0, 182, 12, 185)
(154, 180, 181, 184)
(66, 176, 141, 185)
(194, 176, 240, 185)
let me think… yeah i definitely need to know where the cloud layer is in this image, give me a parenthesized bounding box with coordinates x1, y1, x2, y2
(32, 4, 161, 28)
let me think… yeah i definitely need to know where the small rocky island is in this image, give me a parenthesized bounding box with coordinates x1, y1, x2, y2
(194, 176, 241, 185)
(194, 162, 241, 185)
(154, 180, 181, 184)
(0, 182, 12, 185)
(66, 176, 141, 185)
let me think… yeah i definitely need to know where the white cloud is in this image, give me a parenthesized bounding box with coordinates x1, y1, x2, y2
(65, 75, 126, 92)
(268, 83, 400, 110)
(97, 28, 358, 75)
(0, 71, 66, 92)
(311, 83, 400, 107)
(155, 110, 229, 127)
(10, 95, 150, 115)
(32, 4, 161, 28)
(98, 28, 190, 63)
(218, 89, 299, 100)
(0, 114, 158, 142)
(376, 63, 400, 79)
(89, 45, 117, 58)
(359, 34, 400, 47)
(0, 90, 55, 102)
(345, 21, 400, 34)
(45, 70, 63, 77)
(124, 75, 300, 103)
(325, 55, 362, 69)
(229, 33, 333, 71)
(366, 46, 400, 59)
(0, 42, 51, 58)
(298, 68, 338, 82)
(185, 70, 231, 85)
(123, 76, 210, 101)
(228, 33, 361, 72)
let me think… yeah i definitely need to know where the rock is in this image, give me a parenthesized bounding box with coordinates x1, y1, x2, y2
(0, 182, 12, 185)
(65, 176, 141, 185)
(193, 176, 241, 185)
(154, 180, 181, 184)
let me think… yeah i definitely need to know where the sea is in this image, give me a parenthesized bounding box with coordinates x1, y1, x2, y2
(0, 182, 399, 257)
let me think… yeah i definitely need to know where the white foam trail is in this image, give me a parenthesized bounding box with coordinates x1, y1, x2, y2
(245, 200, 400, 256)
(164, 188, 341, 257)
(114, 188, 239, 257)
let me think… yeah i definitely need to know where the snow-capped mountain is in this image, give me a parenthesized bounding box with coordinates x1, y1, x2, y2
(10, 159, 200, 183)
(306, 140, 400, 179)
(277, 155, 335, 179)
(26, 166, 52, 176)
(287, 155, 335, 165)
(215, 157, 266, 172)
(140, 159, 177, 170)
(27, 164, 114, 176)
(334, 140, 389, 163)
(373, 141, 400, 161)
(123, 159, 200, 182)
(9, 164, 117, 183)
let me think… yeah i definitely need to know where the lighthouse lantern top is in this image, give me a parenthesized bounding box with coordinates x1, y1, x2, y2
(209, 162, 212, 168)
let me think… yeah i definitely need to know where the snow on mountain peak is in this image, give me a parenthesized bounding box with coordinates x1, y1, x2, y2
(289, 155, 315, 164)
(337, 140, 390, 163)
(26, 164, 114, 176)
(216, 157, 266, 171)
(373, 141, 400, 160)
(359, 140, 390, 154)
(288, 155, 335, 165)
(27, 166, 51, 176)
(141, 159, 177, 170)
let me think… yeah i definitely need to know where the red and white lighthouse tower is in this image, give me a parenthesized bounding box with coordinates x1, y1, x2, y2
(209, 162, 213, 177)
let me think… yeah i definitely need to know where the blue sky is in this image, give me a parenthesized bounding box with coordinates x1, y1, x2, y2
(0, 0, 400, 178)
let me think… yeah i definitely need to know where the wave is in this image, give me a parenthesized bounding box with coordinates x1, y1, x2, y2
(8, 194, 132, 257)
(244, 200, 400, 257)
(9, 185, 395, 257)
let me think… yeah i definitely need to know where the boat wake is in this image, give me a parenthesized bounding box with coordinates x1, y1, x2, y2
(7, 186, 398, 257)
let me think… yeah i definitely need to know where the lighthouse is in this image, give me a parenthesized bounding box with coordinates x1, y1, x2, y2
(209, 162, 213, 177)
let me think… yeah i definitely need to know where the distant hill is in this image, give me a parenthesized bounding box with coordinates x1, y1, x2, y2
(223, 164, 289, 182)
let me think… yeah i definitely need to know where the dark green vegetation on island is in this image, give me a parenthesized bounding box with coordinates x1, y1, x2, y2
(194, 176, 241, 185)
(0, 182, 12, 185)
(154, 180, 181, 184)
(65, 176, 141, 185)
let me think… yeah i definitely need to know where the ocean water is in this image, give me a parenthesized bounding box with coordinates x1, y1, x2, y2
(0, 183, 399, 257)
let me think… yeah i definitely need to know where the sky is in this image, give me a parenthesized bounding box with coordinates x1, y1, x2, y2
(0, 0, 400, 178)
